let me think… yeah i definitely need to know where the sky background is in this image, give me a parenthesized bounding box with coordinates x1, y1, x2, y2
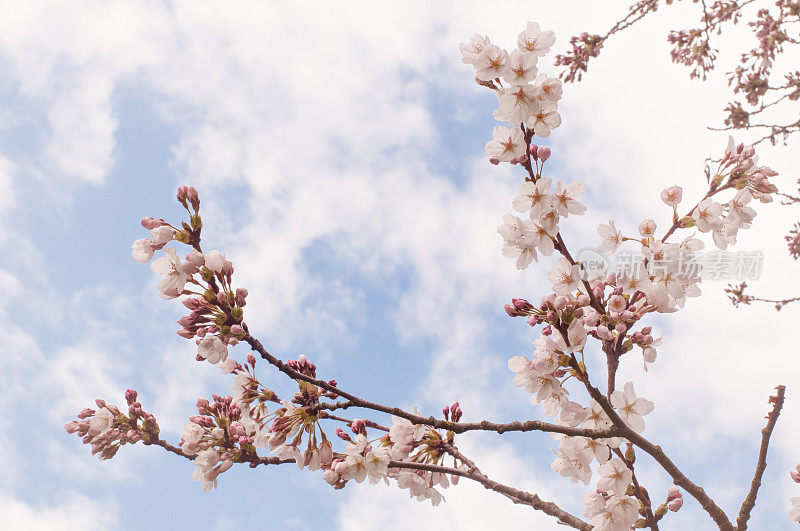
(1, 1, 798, 529)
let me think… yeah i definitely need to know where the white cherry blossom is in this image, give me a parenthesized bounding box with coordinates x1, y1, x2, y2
(526, 101, 562, 137)
(512, 178, 552, 218)
(502, 50, 538, 85)
(198, 335, 228, 364)
(660, 185, 683, 206)
(151, 225, 174, 245)
(552, 181, 587, 217)
(596, 220, 622, 254)
(692, 198, 723, 232)
(132, 238, 155, 263)
(88, 407, 114, 435)
(204, 249, 226, 273)
(790, 497, 800, 522)
(485, 126, 526, 162)
(597, 457, 632, 494)
(494, 84, 540, 126)
(610, 382, 654, 433)
(536, 75, 562, 102)
(517, 21, 556, 57)
(474, 44, 509, 81)
(548, 257, 583, 295)
(459, 34, 491, 65)
(151, 247, 190, 299)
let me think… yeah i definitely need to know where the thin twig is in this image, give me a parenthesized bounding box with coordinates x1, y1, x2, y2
(735, 385, 787, 530)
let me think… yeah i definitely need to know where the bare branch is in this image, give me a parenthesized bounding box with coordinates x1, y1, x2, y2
(735, 385, 787, 530)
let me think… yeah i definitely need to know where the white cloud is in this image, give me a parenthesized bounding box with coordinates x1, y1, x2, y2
(0, 492, 117, 531)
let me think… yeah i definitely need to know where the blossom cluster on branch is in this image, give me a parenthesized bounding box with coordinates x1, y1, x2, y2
(554, 0, 800, 313)
(65, 21, 793, 530)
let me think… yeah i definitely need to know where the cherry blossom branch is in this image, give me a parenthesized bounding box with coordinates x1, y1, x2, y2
(547, 324, 729, 528)
(387, 458, 592, 529)
(318, 411, 390, 432)
(660, 184, 732, 243)
(554, 327, 734, 530)
(144, 438, 194, 460)
(725, 282, 800, 310)
(574, 368, 737, 530)
(144, 436, 297, 468)
(244, 334, 620, 439)
(554, 0, 661, 83)
(518, 125, 605, 315)
(613, 446, 659, 530)
(735, 385, 787, 530)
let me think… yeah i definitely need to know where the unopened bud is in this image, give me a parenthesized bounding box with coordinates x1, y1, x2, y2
(537, 146, 551, 162)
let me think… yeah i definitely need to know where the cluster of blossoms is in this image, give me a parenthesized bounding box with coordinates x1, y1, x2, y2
(461, 27, 584, 272)
(589, 136, 778, 318)
(67, 184, 476, 504)
(131, 186, 249, 367)
(460, 21, 563, 166)
(498, 171, 587, 270)
(64, 390, 159, 460)
(323, 410, 465, 506)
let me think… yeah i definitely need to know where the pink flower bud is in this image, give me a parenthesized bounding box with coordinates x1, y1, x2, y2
(530, 144, 539, 159)
(186, 187, 200, 210)
(125, 389, 138, 405)
(512, 298, 533, 311)
(504, 304, 520, 317)
(235, 288, 248, 304)
(141, 217, 168, 229)
(537, 146, 551, 161)
(527, 315, 539, 326)
(668, 498, 683, 512)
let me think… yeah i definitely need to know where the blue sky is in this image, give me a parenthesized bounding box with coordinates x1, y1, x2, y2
(1, 1, 799, 530)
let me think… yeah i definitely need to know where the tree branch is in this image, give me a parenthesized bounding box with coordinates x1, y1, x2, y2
(735, 385, 787, 530)
(571, 361, 736, 530)
(244, 334, 619, 440)
(146, 427, 590, 528)
(388, 457, 592, 530)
